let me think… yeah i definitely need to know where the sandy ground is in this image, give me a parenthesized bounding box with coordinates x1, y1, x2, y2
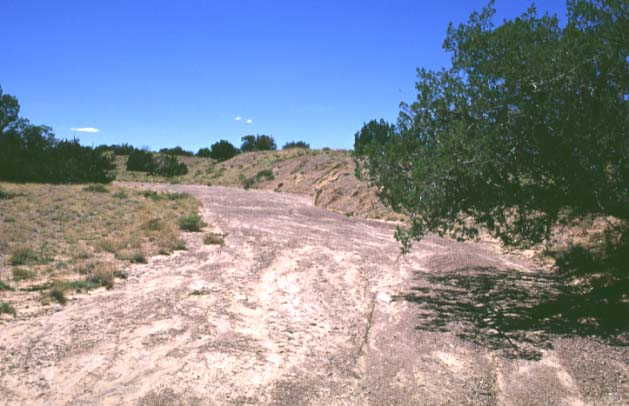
(1, 184, 627, 405)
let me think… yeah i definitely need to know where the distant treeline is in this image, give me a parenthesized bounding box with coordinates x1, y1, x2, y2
(1, 87, 115, 183)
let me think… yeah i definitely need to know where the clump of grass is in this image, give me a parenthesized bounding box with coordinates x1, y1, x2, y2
(12, 268, 37, 281)
(49, 285, 67, 304)
(143, 218, 164, 231)
(117, 249, 147, 264)
(0, 188, 16, 200)
(240, 169, 275, 190)
(113, 191, 128, 199)
(140, 190, 189, 201)
(9, 247, 41, 266)
(178, 213, 206, 232)
(204, 232, 225, 246)
(0, 280, 14, 291)
(83, 184, 109, 193)
(0, 302, 16, 317)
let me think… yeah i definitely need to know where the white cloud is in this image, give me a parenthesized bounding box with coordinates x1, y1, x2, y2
(71, 127, 100, 133)
(245, 119, 253, 124)
(234, 116, 242, 121)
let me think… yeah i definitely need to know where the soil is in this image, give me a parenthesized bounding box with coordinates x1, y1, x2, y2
(1, 184, 626, 405)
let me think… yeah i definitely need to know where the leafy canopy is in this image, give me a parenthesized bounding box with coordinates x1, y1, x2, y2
(240, 134, 277, 152)
(355, 0, 628, 252)
(209, 140, 240, 161)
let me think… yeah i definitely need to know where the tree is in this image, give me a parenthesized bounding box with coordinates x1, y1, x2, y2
(356, 0, 628, 252)
(126, 149, 155, 172)
(240, 134, 277, 152)
(353, 119, 395, 155)
(159, 146, 194, 156)
(282, 141, 310, 150)
(209, 140, 239, 161)
(0, 86, 115, 183)
(196, 147, 211, 158)
(150, 154, 188, 177)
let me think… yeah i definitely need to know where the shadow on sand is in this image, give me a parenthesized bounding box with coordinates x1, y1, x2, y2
(395, 258, 628, 360)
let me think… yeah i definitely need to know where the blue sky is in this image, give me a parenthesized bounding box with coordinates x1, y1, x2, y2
(1, 0, 566, 151)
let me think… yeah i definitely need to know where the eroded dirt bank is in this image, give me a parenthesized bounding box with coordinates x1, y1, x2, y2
(1, 184, 627, 405)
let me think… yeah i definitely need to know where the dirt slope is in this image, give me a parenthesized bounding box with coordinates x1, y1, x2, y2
(1, 184, 626, 405)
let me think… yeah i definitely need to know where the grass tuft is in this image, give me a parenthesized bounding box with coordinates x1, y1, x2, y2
(178, 213, 206, 232)
(83, 184, 109, 193)
(12, 268, 37, 281)
(0, 280, 15, 291)
(0, 302, 16, 317)
(204, 232, 225, 246)
(9, 247, 44, 266)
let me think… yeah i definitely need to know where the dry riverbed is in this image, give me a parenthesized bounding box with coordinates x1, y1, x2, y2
(1, 184, 626, 405)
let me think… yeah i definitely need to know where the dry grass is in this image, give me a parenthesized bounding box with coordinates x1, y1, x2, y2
(0, 182, 201, 318)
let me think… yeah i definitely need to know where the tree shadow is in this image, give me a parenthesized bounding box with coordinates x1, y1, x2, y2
(395, 254, 628, 360)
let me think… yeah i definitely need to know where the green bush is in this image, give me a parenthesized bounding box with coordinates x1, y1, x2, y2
(126, 149, 155, 172)
(282, 141, 310, 150)
(83, 184, 109, 193)
(0, 302, 16, 317)
(9, 247, 41, 266)
(178, 213, 206, 232)
(209, 140, 240, 161)
(0, 280, 14, 291)
(150, 154, 188, 177)
(240, 134, 276, 152)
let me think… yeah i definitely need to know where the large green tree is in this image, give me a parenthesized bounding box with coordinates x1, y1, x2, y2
(356, 0, 628, 252)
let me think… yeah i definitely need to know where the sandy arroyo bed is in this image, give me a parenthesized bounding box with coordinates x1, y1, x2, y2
(1, 184, 627, 405)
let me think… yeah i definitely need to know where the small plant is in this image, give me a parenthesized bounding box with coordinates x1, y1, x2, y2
(0, 280, 14, 291)
(113, 191, 128, 199)
(83, 184, 109, 193)
(87, 269, 115, 289)
(255, 169, 275, 181)
(178, 213, 206, 232)
(144, 218, 163, 231)
(0, 188, 16, 200)
(9, 247, 40, 266)
(204, 232, 225, 246)
(116, 249, 147, 264)
(0, 302, 16, 317)
(12, 268, 37, 281)
(49, 286, 67, 304)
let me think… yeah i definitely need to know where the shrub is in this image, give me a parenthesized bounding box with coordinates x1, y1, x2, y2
(255, 169, 274, 181)
(178, 213, 206, 232)
(204, 232, 225, 245)
(126, 149, 156, 172)
(282, 141, 310, 150)
(196, 147, 211, 158)
(240, 135, 276, 152)
(83, 184, 109, 193)
(159, 146, 194, 156)
(113, 191, 128, 199)
(0, 280, 14, 291)
(0, 188, 15, 200)
(12, 268, 36, 281)
(209, 140, 240, 161)
(150, 154, 188, 177)
(9, 247, 40, 266)
(49, 285, 67, 304)
(0, 302, 16, 317)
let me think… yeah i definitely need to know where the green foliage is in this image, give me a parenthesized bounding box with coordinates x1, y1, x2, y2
(158, 146, 194, 156)
(0, 87, 115, 183)
(240, 134, 277, 152)
(126, 149, 155, 172)
(240, 169, 275, 189)
(282, 141, 310, 150)
(196, 147, 211, 157)
(12, 268, 36, 281)
(140, 190, 189, 201)
(178, 213, 206, 232)
(0, 302, 16, 317)
(83, 184, 109, 193)
(353, 119, 396, 156)
(209, 139, 240, 161)
(357, 0, 629, 252)
(9, 247, 41, 266)
(149, 154, 189, 177)
(0, 280, 14, 291)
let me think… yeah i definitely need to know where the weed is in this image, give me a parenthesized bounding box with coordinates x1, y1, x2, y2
(144, 218, 163, 231)
(12, 268, 37, 281)
(49, 286, 67, 304)
(0, 188, 16, 200)
(178, 213, 206, 232)
(204, 232, 225, 245)
(0, 280, 14, 291)
(9, 247, 40, 266)
(113, 191, 128, 199)
(0, 302, 16, 317)
(83, 184, 109, 193)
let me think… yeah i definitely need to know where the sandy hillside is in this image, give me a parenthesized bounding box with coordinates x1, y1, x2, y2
(1, 184, 626, 405)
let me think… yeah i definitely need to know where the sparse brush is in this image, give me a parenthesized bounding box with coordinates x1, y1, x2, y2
(0, 188, 15, 200)
(49, 285, 67, 304)
(0, 302, 16, 317)
(178, 213, 206, 232)
(12, 268, 37, 281)
(204, 232, 225, 246)
(9, 247, 40, 266)
(0, 280, 14, 291)
(113, 191, 128, 199)
(83, 184, 109, 193)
